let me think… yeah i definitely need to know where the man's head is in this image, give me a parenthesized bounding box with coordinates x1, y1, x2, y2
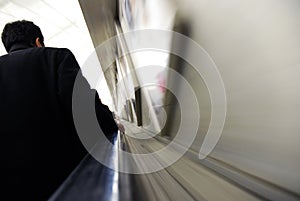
(1, 20, 44, 53)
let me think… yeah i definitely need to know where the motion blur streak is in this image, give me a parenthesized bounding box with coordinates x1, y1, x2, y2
(77, 0, 300, 200)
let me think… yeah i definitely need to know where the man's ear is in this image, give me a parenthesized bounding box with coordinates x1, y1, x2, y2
(35, 37, 43, 47)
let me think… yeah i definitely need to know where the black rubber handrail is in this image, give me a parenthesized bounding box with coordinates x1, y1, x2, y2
(48, 132, 138, 201)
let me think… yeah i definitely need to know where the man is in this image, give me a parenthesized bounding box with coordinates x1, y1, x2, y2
(0, 20, 119, 200)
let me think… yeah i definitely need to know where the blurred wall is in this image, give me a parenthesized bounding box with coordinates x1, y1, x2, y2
(166, 0, 300, 194)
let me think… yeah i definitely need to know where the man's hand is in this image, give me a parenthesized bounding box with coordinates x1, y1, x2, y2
(117, 123, 125, 133)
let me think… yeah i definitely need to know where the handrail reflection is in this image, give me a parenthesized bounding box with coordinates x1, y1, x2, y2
(48, 132, 121, 201)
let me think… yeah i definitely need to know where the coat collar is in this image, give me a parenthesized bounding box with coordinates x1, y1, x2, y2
(9, 43, 33, 53)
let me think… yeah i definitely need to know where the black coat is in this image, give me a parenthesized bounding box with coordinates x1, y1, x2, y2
(0, 44, 118, 200)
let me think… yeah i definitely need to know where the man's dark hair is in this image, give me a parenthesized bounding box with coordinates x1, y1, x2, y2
(1, 20, 44, 52)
